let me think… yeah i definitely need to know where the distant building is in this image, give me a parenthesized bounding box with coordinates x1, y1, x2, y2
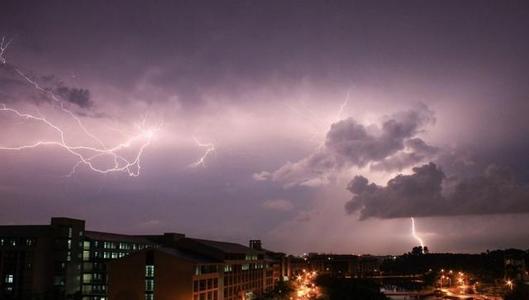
(248, 240, 262, 251)
(505, 257, 528, 282)
(303, 254, 382, 277)
(0, 218, 285, 300)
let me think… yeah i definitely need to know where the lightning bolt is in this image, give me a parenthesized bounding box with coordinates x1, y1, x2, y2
(334, 90, 350, 122)
(0, 36, 11, 65)
(411, 217, 425, 253)
(190, 137, 215, 167)
(0, 36, 160, 177)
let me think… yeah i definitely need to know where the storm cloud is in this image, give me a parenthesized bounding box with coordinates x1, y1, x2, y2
(346, 162, 529, 219)
(260, 104, 437, 187)
(0, 64, 92, 109)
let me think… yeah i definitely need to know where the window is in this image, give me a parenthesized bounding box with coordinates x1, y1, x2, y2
(5, 274, 14, 283)
(145, 265, 154, 277)
(82, 274, 92, 284)
(111, 252, 118, 259)
(83, 241, 91, 249)
(145, 279, 154, 291)
(104, 242, 116, 249)
(83, 251, 90, 261)
(224, 265, 232, 272)
(145, 294, 154, 300)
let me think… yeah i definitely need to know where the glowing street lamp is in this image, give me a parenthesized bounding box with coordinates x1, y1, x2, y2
(506, 280, 513, 290)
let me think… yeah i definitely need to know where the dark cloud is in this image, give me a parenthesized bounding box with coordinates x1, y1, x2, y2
(346, 162, 529, 219)
(262, 104, 437, 186)
(0, 63, 92, 108)
(55, 85, 91, 108)
(326, 104, 435, 168)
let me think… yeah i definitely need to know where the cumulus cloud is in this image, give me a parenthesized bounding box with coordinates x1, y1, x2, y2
(262, 199, 294, 211)
(346, 162, 529, 219)
(258, 104, 436, 187)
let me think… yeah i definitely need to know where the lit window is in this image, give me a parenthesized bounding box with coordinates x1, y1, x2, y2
(145, 279, 154, 291)
(82, 274, 92, 284)
(145, 293, 154, 300)
(145, 265, 155, 277)
(83, 251, 90, 261)
(83, 241, 91, 249)
(5, 274, 14, 283)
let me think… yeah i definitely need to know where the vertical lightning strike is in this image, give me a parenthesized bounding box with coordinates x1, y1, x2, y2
(411, 217, 425, 253)
(0, 36, 160, 176)
(190, 137, 215, 167)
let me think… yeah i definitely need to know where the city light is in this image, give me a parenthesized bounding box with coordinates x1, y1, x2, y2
(291, 269, 320, 299)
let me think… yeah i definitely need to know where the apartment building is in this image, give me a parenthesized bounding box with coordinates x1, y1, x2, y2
(0, 218, 285, 300)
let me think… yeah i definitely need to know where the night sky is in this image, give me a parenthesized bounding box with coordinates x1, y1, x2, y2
(1, 1, 529, 255)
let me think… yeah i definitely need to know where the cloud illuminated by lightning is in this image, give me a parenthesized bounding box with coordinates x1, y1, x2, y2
(411, 217, 425, 252)
(0, 36, 161, 177)
(190, 137, 215, 167)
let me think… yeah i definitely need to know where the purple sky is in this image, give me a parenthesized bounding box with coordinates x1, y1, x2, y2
(1, 1, 529, 255)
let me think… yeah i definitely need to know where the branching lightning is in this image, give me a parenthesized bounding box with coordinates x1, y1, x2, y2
(411, 217, 425, 252)
(190, 137, 215, 167)
(0, 36, 161, 177)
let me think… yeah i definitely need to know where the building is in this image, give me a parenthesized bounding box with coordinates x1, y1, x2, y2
(81, 231, 154, 300)
(108, 237, 284, 300)
(0, 217, 157, 300)
(0, 218, 85, 300)
(302, 254, 382, 277)
(0, 218, 285, 300)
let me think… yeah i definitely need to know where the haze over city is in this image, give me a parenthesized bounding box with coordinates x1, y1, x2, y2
(2, 0, 529, 256)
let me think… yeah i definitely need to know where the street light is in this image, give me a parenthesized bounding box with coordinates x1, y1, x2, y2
(506, 280, 513, 290)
